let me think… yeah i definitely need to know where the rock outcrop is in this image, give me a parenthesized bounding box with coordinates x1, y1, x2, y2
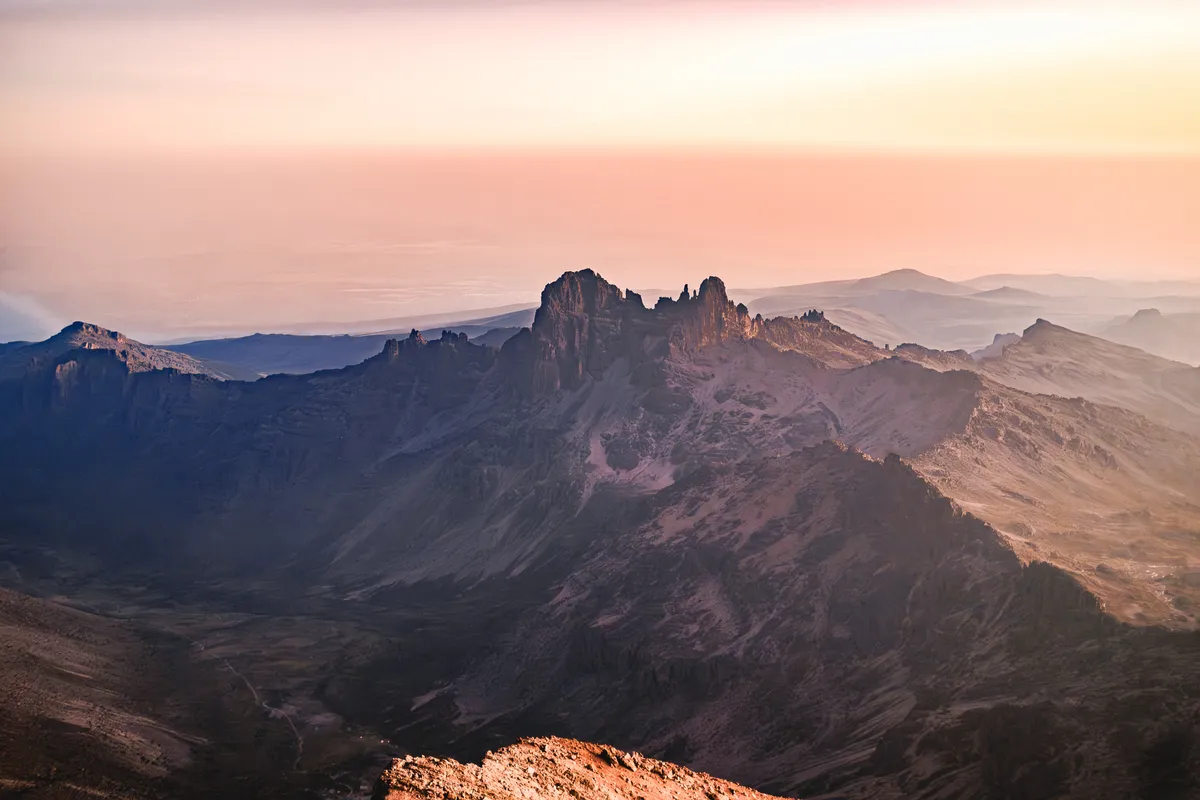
(504, 269, 881, 395)
(378, 737, 789, 800)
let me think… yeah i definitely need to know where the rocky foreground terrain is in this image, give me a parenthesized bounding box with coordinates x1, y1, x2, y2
(2, 270, 1199, 798)
(379, 737, 787, 800)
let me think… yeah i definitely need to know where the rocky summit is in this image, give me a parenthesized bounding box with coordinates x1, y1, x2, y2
(1, 269, 1199, 799)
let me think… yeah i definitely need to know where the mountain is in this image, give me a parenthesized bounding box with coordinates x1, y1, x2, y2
(377, 306, 536, 337)
(971, 332, 1021, 360)
(971, 319, 1200, 435)
(164, 312, 537, 377)
(160, 302, 538, 339)
(2, 270, 1199, 798)
(966, 273, 1200, 299)
(749, 288, 1037, 352)
(469, 326, 522, 348)
(845, 268, 975, 295)
(0, 321, 232, 382)
(815, 307, 919, 349)
(972, 286, 1048, 302)
(744, 270, 1056, 352)
(963, 273, 1120, 297)
(1100, 309, 1200, 365)
(745, 270, 1200, 353)
(752, 268, 975, 299)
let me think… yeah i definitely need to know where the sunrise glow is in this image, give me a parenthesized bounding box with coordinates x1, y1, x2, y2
(4, 2, 1200, 154)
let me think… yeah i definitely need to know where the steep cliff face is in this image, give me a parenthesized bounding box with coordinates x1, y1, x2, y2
(505, 269, 880, 395)
(0, 326, 501, 568)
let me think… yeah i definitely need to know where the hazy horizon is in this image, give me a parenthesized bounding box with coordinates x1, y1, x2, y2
(3, 1, 1199, 341)
(4, 151, 1200, 342)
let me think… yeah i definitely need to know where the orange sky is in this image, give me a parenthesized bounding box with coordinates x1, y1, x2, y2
(1, 2, 1199, 338)
(4, 2, 1200, 154)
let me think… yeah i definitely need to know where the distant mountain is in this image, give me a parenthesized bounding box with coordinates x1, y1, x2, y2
(821, 307, 921, 349)
(469, 326, 522, 348)
(374, 306, 536, 337)
(966, 273, 1200, 299)
(1100, 308, 1200, 365)
(744, 270, 1063, 352)
(751, 268, 974, 299)
(894, 318, 1200, 436)
(208, 302, 538, 338)
(972, 286, 1047, 302)
(848, 268, 975, 295)
(165, 309, 538, 376)
(748, 269, 1200, 354)
(167, 332, 400, 377)
(750, 288, 1037, 352)
(0, 321, 230, 381)
(970, 331, 1021, 360)
(963, 273, 1119, 297)
(1113, 280, 1200, 297)
(973, 319, 1200, 435)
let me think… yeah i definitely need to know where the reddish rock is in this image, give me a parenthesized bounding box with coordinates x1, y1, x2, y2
(378, 737, 792, 800)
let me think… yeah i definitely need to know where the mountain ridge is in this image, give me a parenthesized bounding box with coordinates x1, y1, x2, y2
(0, 321, 230, 382)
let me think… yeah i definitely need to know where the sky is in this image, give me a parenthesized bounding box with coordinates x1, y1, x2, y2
(2, 1, 1199, 340)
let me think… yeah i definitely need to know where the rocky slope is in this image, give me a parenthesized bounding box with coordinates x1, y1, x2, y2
(378, 737, 789, 800)
(0, 322, 230, 382)
(0, 587, 347, 799)
(2, 270, 1200, 798)
(968, 319, 1200, 435)
(970, 332, 1020, 361)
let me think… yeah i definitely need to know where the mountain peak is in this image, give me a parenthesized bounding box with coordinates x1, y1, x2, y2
(510, 270, 879, 394)
(532, 269, 628, 334)
(696, 275, 729, 302)
(1024, 318, 1067, 337)
(851, 269, 973, 296)
(1, 321, 224, 380)
(54, 321, 124, 342)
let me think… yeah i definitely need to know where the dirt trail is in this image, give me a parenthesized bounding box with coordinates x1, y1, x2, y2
(189, 639, 304, 770)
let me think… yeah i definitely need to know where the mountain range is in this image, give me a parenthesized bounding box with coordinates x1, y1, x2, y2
(1101, 309, 1200, 366)
(1, 269, 1199, 798)
(119, 269, 1200, 379)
